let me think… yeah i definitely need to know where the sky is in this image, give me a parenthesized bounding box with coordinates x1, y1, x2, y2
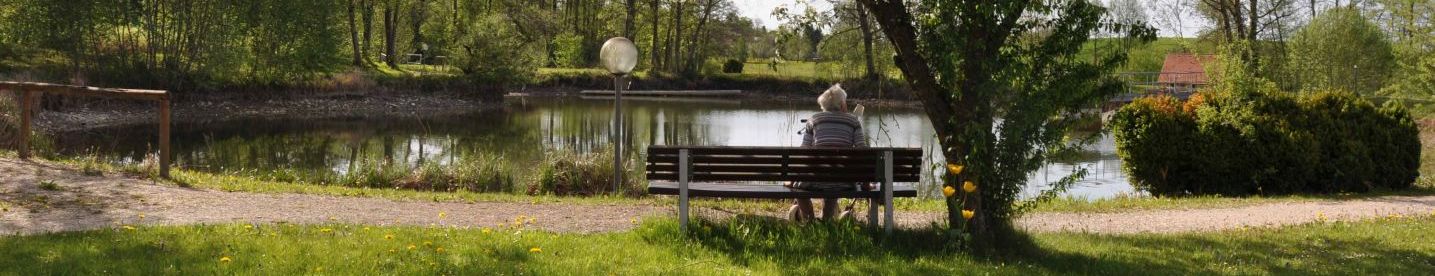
(734, 0, 1208, 38)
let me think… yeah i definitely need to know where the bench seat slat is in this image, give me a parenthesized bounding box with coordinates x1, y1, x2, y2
(647, 181, 918, 199)
(647, 172, 920, 182)
(646, 156, 922, 166)
(648, 146, 922, 157)
(645, 164, 922, 175)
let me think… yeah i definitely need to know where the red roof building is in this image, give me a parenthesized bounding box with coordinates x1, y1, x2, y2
(1157, 54, 1216, 87)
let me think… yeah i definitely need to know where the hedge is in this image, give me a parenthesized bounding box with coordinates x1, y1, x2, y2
(1110, 90, 1419, 196)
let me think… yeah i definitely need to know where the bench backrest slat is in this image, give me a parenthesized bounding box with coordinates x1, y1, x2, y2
(645, 146, 923, 182)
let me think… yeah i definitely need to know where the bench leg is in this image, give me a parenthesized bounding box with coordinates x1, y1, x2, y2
(678, 149, 690, 232)
(867, 196, 878, 228)
(883, 151, 894, 235)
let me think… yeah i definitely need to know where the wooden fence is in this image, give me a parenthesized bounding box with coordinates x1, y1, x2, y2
(0, 81, 171, 177)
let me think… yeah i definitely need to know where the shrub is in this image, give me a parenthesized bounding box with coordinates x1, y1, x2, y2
(530, 149, 638, 196)
(452, 14, 538, 87)
(1111, 90, 1419, 196)
(722, 59, 744, 73)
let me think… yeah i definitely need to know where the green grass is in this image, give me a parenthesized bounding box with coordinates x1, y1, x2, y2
(3, 215, 1434, 274)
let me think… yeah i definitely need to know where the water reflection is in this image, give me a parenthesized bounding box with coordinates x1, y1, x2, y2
(54, 96, 1135, 199)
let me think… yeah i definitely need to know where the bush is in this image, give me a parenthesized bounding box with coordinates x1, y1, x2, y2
(722, 59, 744, 73)
(1110, 90, 1419, 196)
(530, 149, 638, 196)
(453, 14, 539, 86)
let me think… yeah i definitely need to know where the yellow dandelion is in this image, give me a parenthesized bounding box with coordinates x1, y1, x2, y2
(388, 249, 396, 253)
(407, 244, 417, 250)
(435, 247, 446, 253)
(630, 218, 638, 225)
(1316, 211, 1327, 221)
(946, 163, 964, 175)
(138, 213, 146, 219)
(529, 247, 542, 254)
(244, 224, 254, 230)
(384, 234, 395, 240)
(362, 227, 371, 231)
(122, 225, 136, 231)
(514, 216, 525, 225)
(481, 227, 492, 234)
(963, 181, 977, 193)
(423, 241, 433, 246)
(319, 228, 333, 234)
(527, 217, 536, 225)
(438, 212, 447, 219)
(497, 222, 506, 228)
(314, 267, 324, 272)
(961, 209, 975, 220)
(942, 186, 956, 198)
(219, 256, 232, 263)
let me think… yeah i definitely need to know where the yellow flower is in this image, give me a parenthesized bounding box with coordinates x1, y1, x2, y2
(423, 241, 433, 246)
(244, 224, 253, 230)
(529, 247, 542, 254)
(963, 181, 977, 193)
(407, 244, 417, 250)
(514, 216, 525, 225)
(481, 227, 492, 234)
(961, 209, 975, 220)
(122, 225, 136, 231)
(438, 212, 447, 219)
(319, 228, 333, 234)
(384, 234, 394, 240)
(137, 213, 146, 219)
(435, 247, 446, 253)
(942, 186, 956, 198)
(946, 163, 964, 175)
(630, 218, 638, 225)
(219, 256, 232, 263)
(527, 217, 536, 225)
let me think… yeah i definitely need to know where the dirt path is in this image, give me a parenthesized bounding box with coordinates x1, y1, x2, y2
(0, 158, 664, 235)
(3, 157, 1433, 236)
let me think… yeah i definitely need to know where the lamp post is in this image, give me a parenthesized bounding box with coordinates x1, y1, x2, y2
(601, 37, 638, 193)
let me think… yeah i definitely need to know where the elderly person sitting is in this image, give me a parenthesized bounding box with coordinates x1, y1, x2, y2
(787, 84, 866, 221)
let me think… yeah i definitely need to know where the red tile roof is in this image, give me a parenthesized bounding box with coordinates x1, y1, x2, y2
(1158, 54, 1215, 85)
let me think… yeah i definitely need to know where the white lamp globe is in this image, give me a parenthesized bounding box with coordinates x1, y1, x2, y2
(600, 37, 639, 75)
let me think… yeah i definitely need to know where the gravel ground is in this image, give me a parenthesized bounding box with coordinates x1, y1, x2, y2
(3, 157, 1433, 236)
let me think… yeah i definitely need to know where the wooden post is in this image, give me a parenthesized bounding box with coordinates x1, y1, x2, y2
(678, 149, 690, 232)
(158, 96, 171, 178)
(17, 90, 33, 159)
(883, 150, 894, 235)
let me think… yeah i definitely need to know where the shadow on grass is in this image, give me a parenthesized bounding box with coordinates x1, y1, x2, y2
(642, 215, 1435, 275)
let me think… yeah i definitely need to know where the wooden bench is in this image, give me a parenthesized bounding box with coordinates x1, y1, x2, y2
(645, 146, 922, 233)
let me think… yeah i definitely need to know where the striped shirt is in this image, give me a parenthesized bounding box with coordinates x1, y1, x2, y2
(802, 112, 866, 148)
(793, 112, 866, 191)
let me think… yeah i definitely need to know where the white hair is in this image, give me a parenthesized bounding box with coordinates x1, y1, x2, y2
(817, 84, 847, 112)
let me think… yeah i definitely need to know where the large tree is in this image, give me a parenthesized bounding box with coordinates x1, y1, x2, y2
(1287, 7, 1393, 95)
(856, 0, 1153, 247)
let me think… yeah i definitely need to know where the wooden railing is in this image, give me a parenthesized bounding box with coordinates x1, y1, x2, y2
(0, 81, 171, 177)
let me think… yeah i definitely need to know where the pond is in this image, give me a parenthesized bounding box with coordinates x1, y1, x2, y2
(53, 96, 1137, 199)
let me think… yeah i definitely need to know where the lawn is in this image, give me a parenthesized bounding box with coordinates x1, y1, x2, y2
(2, 215, 1433, 275)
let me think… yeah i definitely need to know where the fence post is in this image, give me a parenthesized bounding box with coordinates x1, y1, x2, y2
(158, 96, 171, 178)
(17, 90, 33, 159)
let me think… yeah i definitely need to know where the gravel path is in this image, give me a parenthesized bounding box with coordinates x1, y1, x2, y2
(0, 158, 663, 235)
(3, 157, 1433, 236)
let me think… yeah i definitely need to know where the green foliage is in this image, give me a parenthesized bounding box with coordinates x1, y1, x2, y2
(889, 0, 1156, 240)
(550, 33, 586, 68)
(1112, 68, 1420, 196)
(1286, 7, 1394, 95)
(452, 14, 538, 87)
(721, 59, 743, 73)
(532, 149, 636, 196)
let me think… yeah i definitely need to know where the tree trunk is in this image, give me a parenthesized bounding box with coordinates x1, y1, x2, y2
(349, 0, 362, 66)
(672, 0, 685, 72)
(363, 0, 373, 61)
(858, 0, 1020, 245)
(857, 4, 877, 80)
(650, 0, 661, 70)
(384, 1, 397, 68)
(685, 0, 715, 74)
(625, 0, 637, 38)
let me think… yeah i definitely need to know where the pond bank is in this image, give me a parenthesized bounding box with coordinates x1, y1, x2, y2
(25, 90, 501, 132)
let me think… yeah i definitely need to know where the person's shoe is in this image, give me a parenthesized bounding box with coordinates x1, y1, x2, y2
(787, 204, 804, 221)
